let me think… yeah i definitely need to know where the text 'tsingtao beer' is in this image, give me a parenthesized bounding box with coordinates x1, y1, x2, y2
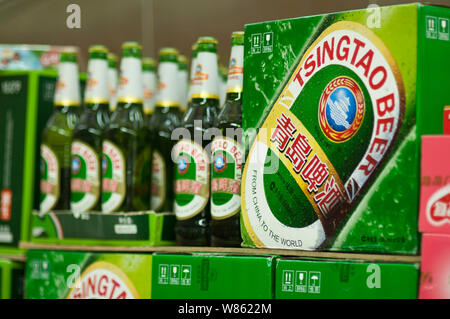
(173, 36, 220, 246)
(150, 47, 182, 212)
(71, 45, 110, 214)
(210, 31, 244, 246)
(40, 51, 81, 214)
(102, 41, 151, 213)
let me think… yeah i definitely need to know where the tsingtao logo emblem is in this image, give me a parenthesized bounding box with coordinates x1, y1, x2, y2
(102, 155, 107, 175)
(72, 156, 81, 174)
(214, 153, 227, 173)
(319, 76, 365, 143)
(177, 155, 189, 175)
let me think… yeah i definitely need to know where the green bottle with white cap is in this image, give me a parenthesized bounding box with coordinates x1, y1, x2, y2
(150, 47, 182, 212)
(102, 41, 151, 213)
(40, 50, 81, 214)
(210, 31, 244, 246)
(71, 45, 111, 214)
(173, 36, 220, 246)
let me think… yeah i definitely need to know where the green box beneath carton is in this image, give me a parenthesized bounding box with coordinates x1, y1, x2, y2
(30, 210, 176, 247)
(0, 258, 24, 299)
(25, 250, 152, 299)
(275, 258, 419, 299)
(151, 253, 275, 299)
(241, 3, 450, 254)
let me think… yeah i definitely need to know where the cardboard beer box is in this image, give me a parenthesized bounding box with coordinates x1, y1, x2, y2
(0, 44, 81, 71)
(151, 253, 275, 299)
(0, 258, 24, 299)
(0, 70, 86, 254)
(25, 250, 152, 299)
(419, 233, 450, 299)
(241, 3, 450, 254)
(419, 135, 450, 234)
(275, 257, 419, 299)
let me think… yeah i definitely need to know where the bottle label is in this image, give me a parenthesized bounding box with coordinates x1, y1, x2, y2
(151, 150, 166, 211)
(241, 21, 404, 250)
(102, 140, 126, 213)
(40, 144, 60, 214)
(117, 57, 143, 103)
(211, 137, 242, 219)
(226, 45, 244, 93)
(173, 139, 210, 219)
(85, 59, 109, 103)
(156, 62, 179, 107)
(190, 51, 219, 99)
(143, 70, 156, 114)
(54, 61, 81, 106)
(70, 141, 101, 213)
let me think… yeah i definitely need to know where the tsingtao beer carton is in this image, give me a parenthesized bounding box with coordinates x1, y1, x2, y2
(276, 257, 419, 299)
(151, 253, 275, 299)
(241, 4, 450, 254)
(0, 258, 24, 299)
(25, 250, 152, 299)
(0, 71, 86, 253)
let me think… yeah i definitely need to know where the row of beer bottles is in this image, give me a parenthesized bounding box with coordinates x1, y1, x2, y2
(173, 32, 244, 247)
(39, 32, 243, 247)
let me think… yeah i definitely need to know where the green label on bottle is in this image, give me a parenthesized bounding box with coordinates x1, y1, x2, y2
(151, 150, 166, 211)
(70, 141, 101, 213)
(211, 137, 242, 219)
(173, 139, 210, 219)
(242, 21, 404, 250)
(102, 140, 126, 213)
(40, 144, 60, 214)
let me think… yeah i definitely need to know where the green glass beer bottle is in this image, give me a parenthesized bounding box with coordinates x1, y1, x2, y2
(150, 47, 182, 212)
(70, 45, 110, 214)
(173, 36, 220, 246)
(210, 31, 244, 246)
(185, 42, 198, 116)
(40, 51, 81, 214)
(177, 54, 188, 114)
(102, 41, 151, 213)
(107, 52, 118, 113)
(142, 57, 157, 122)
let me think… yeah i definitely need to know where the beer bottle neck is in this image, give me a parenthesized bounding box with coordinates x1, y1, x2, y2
(190, 51, 219, 100)
(108, 67, 118, 112)
(117, 56, 143, 104)
(85, 58, 109, 105)
(225, 44, 243, 95)
(178, 68, 188, 109)
(155, 61, 180, 108)
(143, 69, 157, 115)
(54, 61, 81, 107)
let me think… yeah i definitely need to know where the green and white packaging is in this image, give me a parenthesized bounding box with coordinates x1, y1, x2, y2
(241, 3, 450, 254)
(275, 257, 419, 299)
(25, 250, 152, 299)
